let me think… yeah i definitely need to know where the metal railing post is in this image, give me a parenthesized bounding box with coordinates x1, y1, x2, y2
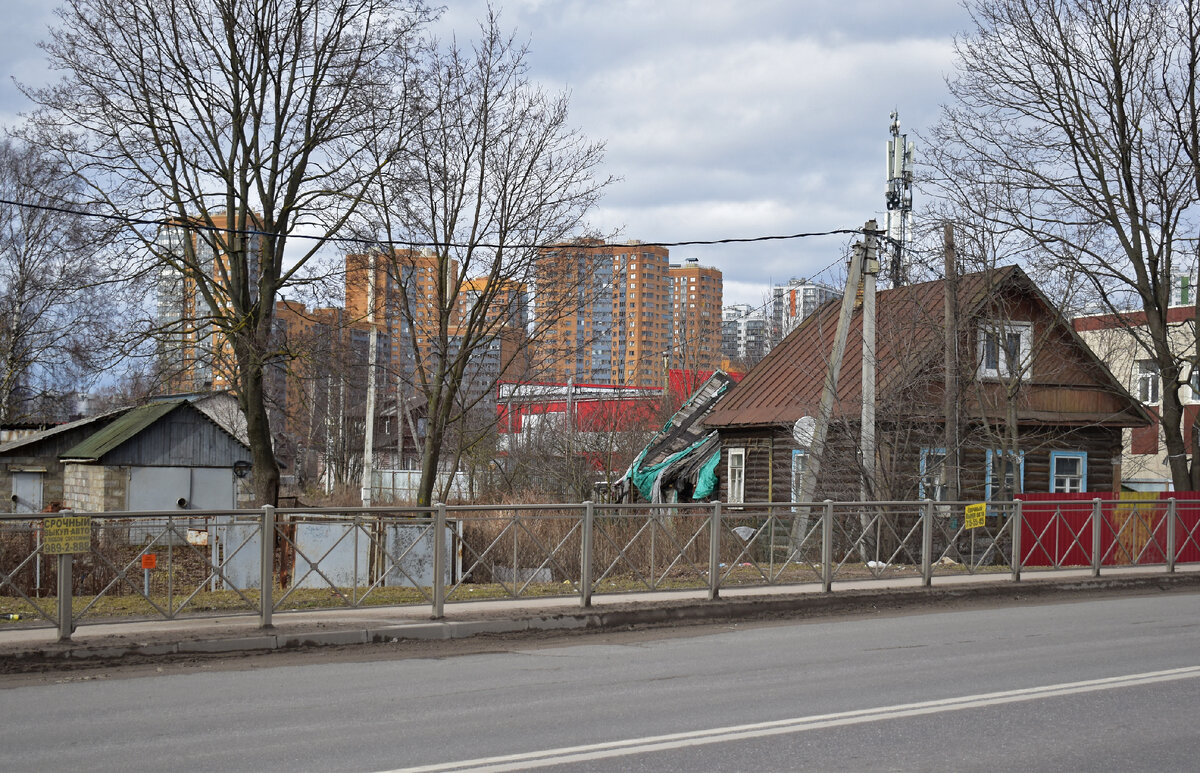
(56, 551, 73, 642)
(1011, 499, 1022, 583)
(822, 500, 834, 592)
(581, 501, 594, 608)
(1091, 498, 1102, 577)
(708, 501, 721, 600)
(1167, 498, 1177, 573)
(921, 499, 933, 587)
(260, 505, 275, 629)
(432, 503, 446, 619)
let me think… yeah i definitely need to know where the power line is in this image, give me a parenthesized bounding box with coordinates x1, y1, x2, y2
(0, 197, 880, 249)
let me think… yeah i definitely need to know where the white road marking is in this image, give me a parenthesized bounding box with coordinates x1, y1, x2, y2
(382, 665, 1200, 772)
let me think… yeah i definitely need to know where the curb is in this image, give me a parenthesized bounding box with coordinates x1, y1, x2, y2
(6, 572, 1199, 664)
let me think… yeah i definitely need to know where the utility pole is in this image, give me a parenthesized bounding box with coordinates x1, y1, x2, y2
(860, 222, 880, 500)
(361, 252, 378, 507)
(943, 224, 960, 502)
(885, 111, 915, 287)
(791, 221, 874, 546)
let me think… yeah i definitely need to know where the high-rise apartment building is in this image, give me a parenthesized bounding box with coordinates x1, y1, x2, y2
(345, 249, 531, 397)
(772, 277, 841, 342)
(534, 240, 615, 384)
(155, 213, 262, 393)
(613, 242, 672, 387)
(670, 258, 723, 375)
(721, 304, 771, 364)
(345, 248, 456, 389)
(534, 241, 722, 388)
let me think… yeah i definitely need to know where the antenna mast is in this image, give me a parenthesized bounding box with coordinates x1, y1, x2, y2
(885, 111, 915, 287)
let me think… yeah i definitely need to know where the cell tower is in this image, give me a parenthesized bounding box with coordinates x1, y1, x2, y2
(885, 111, 915, 286)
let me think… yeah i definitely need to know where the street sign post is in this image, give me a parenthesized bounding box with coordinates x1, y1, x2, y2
(141, 553, 157, 596)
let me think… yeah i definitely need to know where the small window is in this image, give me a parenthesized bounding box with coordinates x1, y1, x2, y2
(727, 448, 746, 504)
(791, 449, 808, 506)
(986, 449, 1025, 501)
(1137, 359, 1160, 403)
(978, 321, 1032, 380)
(1050, 451, 1087, 493)
(919, 447, 948, 501)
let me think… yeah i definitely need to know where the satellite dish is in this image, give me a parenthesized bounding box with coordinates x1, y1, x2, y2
(792, 416, 816, 448)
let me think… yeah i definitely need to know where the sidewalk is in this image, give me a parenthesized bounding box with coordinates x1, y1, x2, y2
(3, 566, 1198, 665)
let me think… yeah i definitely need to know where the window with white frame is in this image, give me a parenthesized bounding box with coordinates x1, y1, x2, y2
(977, 321, 1032, 380)
(919, 448, 948, 501)
(1050, 451, 1087, 493)
(791, 449, 808, 506)
(727, 447, 746, 504)
(985, 449, 1025, 501)
(1136, 359, 1160, 403)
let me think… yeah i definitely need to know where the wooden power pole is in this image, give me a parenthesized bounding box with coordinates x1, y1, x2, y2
(943, 224, 960, 502)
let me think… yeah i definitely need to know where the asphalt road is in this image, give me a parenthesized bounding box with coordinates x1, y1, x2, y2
(3, 591, 1199, 772)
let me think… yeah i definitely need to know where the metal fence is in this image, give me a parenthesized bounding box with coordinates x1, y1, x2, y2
(2, 497, 1197, 641)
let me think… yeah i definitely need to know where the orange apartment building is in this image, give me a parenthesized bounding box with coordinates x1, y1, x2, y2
(345, 248, 457, 389)
(669, 257, 723, 377)
(345, 249, 532, 392)
(533, 239, 614, 384)
(615, 243, 673, 387)
(535, 241, 719, 388)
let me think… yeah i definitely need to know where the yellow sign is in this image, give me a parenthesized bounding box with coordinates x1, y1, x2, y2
(964, 503, 986, 530)
(43, 516, 91, 555)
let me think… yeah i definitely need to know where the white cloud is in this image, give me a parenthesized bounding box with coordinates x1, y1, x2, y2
(0, 0, 965, 307)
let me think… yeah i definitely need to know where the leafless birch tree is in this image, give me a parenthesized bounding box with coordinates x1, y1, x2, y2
(0, 138, 119, 422)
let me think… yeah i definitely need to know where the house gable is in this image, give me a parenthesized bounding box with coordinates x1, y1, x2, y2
(705, 266, 1149, 431)
(704, 266, 1145, 503)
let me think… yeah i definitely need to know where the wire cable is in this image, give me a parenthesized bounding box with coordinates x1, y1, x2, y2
(0, 197, 883, 249)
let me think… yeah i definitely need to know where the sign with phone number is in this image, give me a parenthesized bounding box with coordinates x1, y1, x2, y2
(43, 516, 92, 555)
(964, 503, 987, 530)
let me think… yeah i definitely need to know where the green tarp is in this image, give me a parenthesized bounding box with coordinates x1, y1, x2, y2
(627, 433, 715, 502)
(692, 448, 721, 499)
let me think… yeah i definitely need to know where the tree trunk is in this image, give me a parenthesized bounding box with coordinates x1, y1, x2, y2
(235, 334, 280, 507)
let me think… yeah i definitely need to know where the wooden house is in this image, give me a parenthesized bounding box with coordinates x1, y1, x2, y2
(702, 266, 1151, 504)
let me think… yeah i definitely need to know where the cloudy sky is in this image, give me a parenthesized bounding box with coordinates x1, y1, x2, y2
(0, 0, 966, 306)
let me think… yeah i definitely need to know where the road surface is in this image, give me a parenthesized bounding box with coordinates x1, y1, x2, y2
(3, 591, 1199, 771)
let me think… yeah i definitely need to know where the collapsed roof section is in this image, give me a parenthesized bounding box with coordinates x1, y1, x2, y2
(615, 371, 736, 503)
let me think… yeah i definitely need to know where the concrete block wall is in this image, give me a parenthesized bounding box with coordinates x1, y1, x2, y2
(63, 464, 129, 512)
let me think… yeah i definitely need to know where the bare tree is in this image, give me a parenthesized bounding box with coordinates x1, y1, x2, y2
(0, 138, 120, 422)
(929, 0, 1200, 490)
(354, 13, 611, 506)
(19, 0, 432, 504)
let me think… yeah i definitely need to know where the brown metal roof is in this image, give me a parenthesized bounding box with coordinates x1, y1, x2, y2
(703, 265, 1148, 429)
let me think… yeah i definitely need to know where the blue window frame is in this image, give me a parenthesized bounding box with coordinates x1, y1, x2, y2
(919, 447, 947, 501)
(791, 449, 808, 506)
(985, 449, 1025, 501)
(1049, 451, 1087, 493)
